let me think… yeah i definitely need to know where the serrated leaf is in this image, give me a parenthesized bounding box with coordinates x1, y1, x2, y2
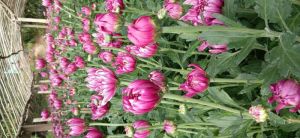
(208, 87, 241, 109)
(254, 0, 292, 23)
(222, 0, 236, 19)
(213, 14, 242, 27)
(181, 41, 201, 62)
(206, 39, 256, 77)
(268, 111, 286, 127)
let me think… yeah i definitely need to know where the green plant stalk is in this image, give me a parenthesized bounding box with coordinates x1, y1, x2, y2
(210, 78, 263, 84)
(163, 93, 250, 116)
(89, 123, 132, 127)
(107, 134, 127, 138)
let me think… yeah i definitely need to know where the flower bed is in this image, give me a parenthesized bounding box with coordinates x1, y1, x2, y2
(37, 0, 300, 137)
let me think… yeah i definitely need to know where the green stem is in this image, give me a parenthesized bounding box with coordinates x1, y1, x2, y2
(159, 48, 209, 56)
(177, 129, 198, 134)
(137, 125, 163, 131)
(59, 6, 82, 20)
(287, 118, 300, 123)
(119, 81, 131, 86)
(160, 100, 181, 106)
(157, 105, 178, 112)
(163, 93, 249, 116)
(107, 134, 127, 138)
(210, 78, 263, 84)
(100, 47, 126, 52)
(177, 125, 217, 130)
(89, 123, 132, 127)
(139, 64, 189, 74)
(179, 122, 215, 126)
(169, 87, 179, 91)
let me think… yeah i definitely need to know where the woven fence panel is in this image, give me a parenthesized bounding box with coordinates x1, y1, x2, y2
(0, 0, 32, 137)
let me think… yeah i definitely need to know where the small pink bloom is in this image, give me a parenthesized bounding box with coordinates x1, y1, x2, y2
(122, 80, 161, 115)
(93, 32, 123, 48)
(69, 39, 78, 47)
(114, 52, 136, 74)
(74, 56, 85, 68)
(53, 99, 62, 110)
(60, 57, 70, 69)
(83, 42, 98, 54)
(39, 84, 49, 91)
(54, 0, 62, 13)
(40, 72, 48, 78)
(41, 109, 50, 120)
(98, 51, 115, 63)
(198, 41, 228, 54)
(78, 32, 92, 44)
(36, 58, 47, 69)
(163, 120, 176, 134)
(148, 70, 166, 90)
(105, 0, 125, 13)
(125, 43, 158, 58)
(179, 64, 209, 97)
(81, 6, 92, 16)
(69, 87, 76, 96)
(164, 1, 183, 19)
(71, 107, 79, 116)
(86, 68, 118, 105)
(89, 95, 110, 120)
(65, 63, 78, 75)
(249, 105, 268, 123)
(42, 0, 52, 7)
(50, 74, 63, 87)
(82, 17, 90, 32)
(127, 16, 156, 46)
(94, 13, 120, 33)
(54, 16, 61, 24)
(85, 127, 104, 138)
(133, 120, 151, 138)
(268, 79, 300, 113)
(67, 118, 86, 136)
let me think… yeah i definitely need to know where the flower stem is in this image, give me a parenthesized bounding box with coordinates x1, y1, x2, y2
(139, 64, 189, 74)
(287, 118, 300, 124)
(89, 123, 132, 127)
(163, 93, 250, 116)
(100, 47, 126, 52)
(177, 129, 198, 134)
(137, 125, 163, 131)
(59, 6, 82, 20)
(159, 48, 209, 56)
(107, 134, 127, 138)
(210, 78, 263, 84)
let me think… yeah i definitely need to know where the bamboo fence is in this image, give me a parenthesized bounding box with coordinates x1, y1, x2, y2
(0, 0, 33, 137)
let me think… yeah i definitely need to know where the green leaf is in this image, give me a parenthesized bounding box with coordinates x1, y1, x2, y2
(206, 39, 256, 77)
(254, 0, 292, 23)
(208, 87, 241, 109)
(280, 123, 300, 132)
(181, 41, 201, 62)
(178, 33, 199, 41)
(268, 111, 286, 127)
(213, 14, 242, 27)
(222, 0, 236, 19)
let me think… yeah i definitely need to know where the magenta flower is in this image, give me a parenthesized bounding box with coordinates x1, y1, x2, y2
(148, 70, 166, 90)
(40, 72, 48, 78)
(133, 120, 151, 138)
(60, 57, 70, 69)
(181, 0, 224, 26)
(69, 39, 78, 47)
(93, 32, 123, 48)
(41, 109, 50, 120)
(50, 74, 63, 87)
(39, 84, 49, 91)
(67, 118, 86, 136)
(42, 0, 52, 7)
(90, 95, 110, 120)
(127, 16, 156, 46)
(163, 120, 176, 134)
(81, 6, 92, 16)
(94, 13, 120, 33)
(74, 56, 85, 68)
(53, 99, 62, 110)
(45, 53, 55, 63)
(164, 0, 183, 19)
(65, 63, 78, 75)
(85, 127, 104, 138)
(198, 41, 228, 54)
(249, 105, 268, 123)
(114, 52, 136, 74)
(125, 43, 158, 58)
(268, 79, 300, 113)
(54, 16, 61, 24)
(122, 80, 161, 115)
(98, 51, 115, 63)
(83, 42, 98, 54)
(86, 68, 118, 105)
(105, 0, 125, 13)
(36, 58, 47, 69)
(78, 32, 92, 44)
(82, 17, 90, 32)
(179, 64, 209, 97)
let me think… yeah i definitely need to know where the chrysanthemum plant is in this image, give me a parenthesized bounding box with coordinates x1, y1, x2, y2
(37, 0, 300, 137)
